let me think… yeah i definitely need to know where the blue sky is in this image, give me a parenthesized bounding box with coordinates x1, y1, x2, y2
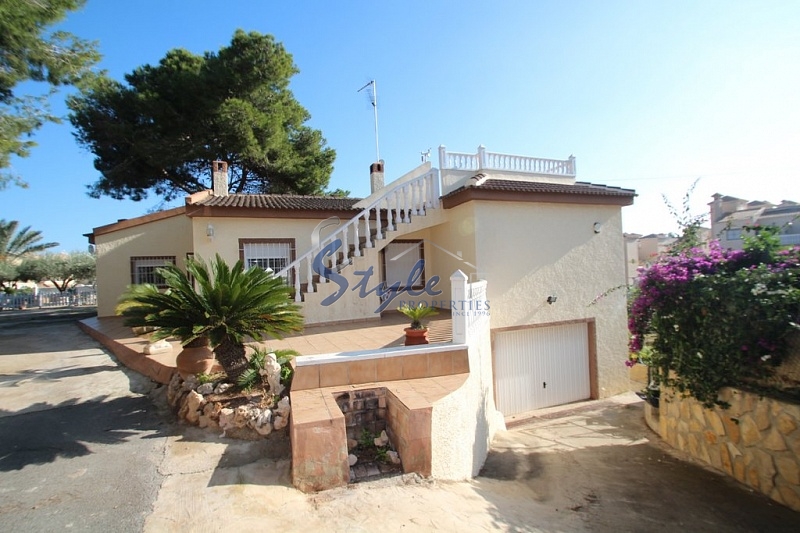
(3, 0, 799, 251)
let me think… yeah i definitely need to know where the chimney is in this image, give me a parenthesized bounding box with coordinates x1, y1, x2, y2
(709, 193, 722, 224)
(212, 161, 229, 197)
(370, 160, 384, 194)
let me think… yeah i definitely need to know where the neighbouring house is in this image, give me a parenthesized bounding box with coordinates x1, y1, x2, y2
(624, 228, 715, 285)
(710, 193, 800, 250)
(87, 145, 636, 418)
(624, 233, 676, 284)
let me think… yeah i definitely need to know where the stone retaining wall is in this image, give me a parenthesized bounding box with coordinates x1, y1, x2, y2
(335, 387, 389, 444)
(653, 387, 800, 511)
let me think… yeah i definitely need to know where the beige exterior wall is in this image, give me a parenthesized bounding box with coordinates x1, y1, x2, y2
(301, 252, 382, 325)
(431, 292, 504, 479)
(428, 203, 478, 304)
(190, 216, 337, 267)
(471, 200, 630, 398)
(192, 215, 378, 325)
(94, 214, 193, 317)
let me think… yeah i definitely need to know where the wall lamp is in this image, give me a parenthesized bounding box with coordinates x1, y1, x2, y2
(547, 295, 558, 305)
(206, 223, 215, 238)
(593, 222, 602, 234)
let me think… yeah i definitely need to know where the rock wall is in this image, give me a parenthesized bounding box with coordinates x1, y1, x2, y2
(655, 387, 800, 511)
(167, 374, 290, 441)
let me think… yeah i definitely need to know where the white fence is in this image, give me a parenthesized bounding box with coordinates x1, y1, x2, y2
(0, 289, 97, 310)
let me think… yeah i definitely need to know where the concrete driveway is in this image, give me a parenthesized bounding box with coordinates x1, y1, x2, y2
(0, 314, 172, 531)
(144, 395, 799, 532)
(1, 312, 798, 532)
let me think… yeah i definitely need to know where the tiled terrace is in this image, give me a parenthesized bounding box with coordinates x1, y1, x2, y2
(78, 311, 453, 384)
(253, 311, 453, 355)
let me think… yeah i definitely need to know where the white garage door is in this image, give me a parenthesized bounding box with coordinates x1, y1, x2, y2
(494, 322, 590, 416)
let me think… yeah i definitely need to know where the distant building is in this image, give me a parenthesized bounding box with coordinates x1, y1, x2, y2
(709, 194, 800, 250)
(624, 229, 711, 284)
(624, 233, 675, 284)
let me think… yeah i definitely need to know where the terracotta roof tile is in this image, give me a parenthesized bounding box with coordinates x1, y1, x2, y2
(197, 194, 361, 211)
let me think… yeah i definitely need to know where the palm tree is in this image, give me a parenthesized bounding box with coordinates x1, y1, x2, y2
(0, 219, 58, 291)
(116, 254, 304, 381)
(0, 220, 58, 262)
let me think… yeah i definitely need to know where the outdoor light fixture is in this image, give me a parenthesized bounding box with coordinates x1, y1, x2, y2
(593, 222, 602, 234)
(547, 295, 558, 305)
(206, 223, 215, 238)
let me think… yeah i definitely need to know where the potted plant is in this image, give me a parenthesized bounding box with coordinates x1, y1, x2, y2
(398, 303, 438, 346)
(116, 254, 304, 381)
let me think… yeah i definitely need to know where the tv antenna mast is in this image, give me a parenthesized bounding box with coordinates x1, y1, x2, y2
(358, 80, 380, 161)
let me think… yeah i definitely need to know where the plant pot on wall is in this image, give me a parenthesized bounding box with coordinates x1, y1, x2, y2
(398, 303, 438, 346)
(404, 327, 429, 346)
(175, 336, 216, 377)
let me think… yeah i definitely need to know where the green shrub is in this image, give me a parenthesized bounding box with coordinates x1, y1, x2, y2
(398, 303, 438, 329)
(629, 227, 800, 407)
(237, 347, 299, 392)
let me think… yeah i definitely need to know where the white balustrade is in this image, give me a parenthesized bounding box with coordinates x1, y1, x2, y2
(375, 206, 383, 240)
(352, 220, 360, 257)
(277, 168, 440, 301)
(403, 185, 411, 223)
(306, 256, 314, 292)
(341, 225, 348, 265)
(438, 145, 576, 177)
(392, 190, 400, 230)
(363, 215, 372, 248)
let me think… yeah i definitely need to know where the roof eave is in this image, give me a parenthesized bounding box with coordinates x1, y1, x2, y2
(442, 187, 635, 209)
(88, 205, 187, 240)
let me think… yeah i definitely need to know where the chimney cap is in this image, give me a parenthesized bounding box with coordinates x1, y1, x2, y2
(370, 161, 384, 173)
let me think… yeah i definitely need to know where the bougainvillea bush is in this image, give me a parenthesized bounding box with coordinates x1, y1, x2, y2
(628, 228, 800, 407)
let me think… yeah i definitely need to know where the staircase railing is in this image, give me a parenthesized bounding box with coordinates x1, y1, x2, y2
(277, 168, 441, 301)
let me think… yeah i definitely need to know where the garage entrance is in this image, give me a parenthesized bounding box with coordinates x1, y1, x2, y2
(493, 321, 594, 416)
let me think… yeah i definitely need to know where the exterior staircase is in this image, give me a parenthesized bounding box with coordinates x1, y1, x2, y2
(277, 163, 444, 325)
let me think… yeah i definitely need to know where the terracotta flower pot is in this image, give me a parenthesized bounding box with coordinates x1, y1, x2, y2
(404, 327, 429, 346)
(175, 336, 216, 377)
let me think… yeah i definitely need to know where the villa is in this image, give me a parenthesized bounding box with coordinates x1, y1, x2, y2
(88, 145, 635, 416)
(87, 146, 635, 489)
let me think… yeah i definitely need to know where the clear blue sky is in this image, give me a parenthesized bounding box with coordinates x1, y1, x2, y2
(4, 0, 799, 251)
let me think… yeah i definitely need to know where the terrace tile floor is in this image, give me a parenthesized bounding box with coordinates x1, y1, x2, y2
(79, 311, 453, 383)
(255, 310, 452, 355)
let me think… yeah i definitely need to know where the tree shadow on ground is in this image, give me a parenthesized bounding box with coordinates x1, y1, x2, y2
(0, 364, 121, 384)
(0, 394, 173, 471)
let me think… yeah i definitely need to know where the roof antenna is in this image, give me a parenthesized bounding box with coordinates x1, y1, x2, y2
(358, 80, 380, 161)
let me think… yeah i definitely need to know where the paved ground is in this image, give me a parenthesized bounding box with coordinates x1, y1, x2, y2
(0, 314, 172, 532)
(145, 396, 800, 532)
(1, 312, 798, 532)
